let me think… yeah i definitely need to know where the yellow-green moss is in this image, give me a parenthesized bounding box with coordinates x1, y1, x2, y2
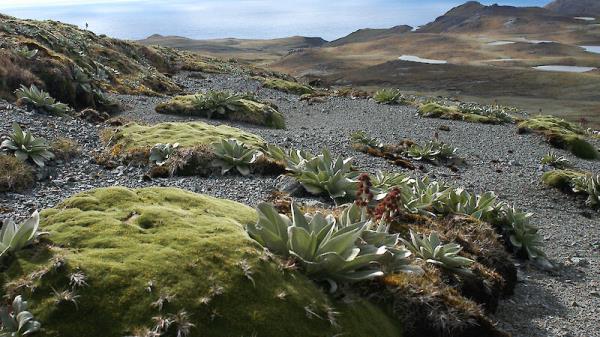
(542, 169, 585, 189)
(519, 116, 599, 160)
(262, 78, 315, 95)
(155, 95, 285, 129)
(0, 187, 402, 337)
(418, 103, 500, 124)
(109, 121, 265, 151)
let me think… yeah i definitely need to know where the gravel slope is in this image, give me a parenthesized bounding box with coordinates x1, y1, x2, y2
(1, 72, 599, 337)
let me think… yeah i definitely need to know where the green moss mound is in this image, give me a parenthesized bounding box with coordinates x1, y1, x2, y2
(262, 78, 314, 95)
(519, 116, 599, 160)
(542, 169, 585, 189)
(418, 103, 501, 124)
(0, 187, 401, 337)
(109, 121, 265, 151)
(155, 95, 285, 129)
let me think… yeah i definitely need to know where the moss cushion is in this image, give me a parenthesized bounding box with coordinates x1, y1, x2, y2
(155, 95, 285, 129)
(109, 121, 265, 151)
(0, 187, 402, 337)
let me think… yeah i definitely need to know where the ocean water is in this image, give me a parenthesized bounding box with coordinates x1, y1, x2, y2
(0, 0, 549, 41)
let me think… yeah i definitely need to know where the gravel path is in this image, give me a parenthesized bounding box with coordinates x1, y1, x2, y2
(1, 72, 599, 337)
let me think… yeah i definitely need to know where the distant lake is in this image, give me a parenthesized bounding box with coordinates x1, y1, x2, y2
(0, 0, 550, 41)
(533, 65, 596, 73)
(581, 46, 600, 54)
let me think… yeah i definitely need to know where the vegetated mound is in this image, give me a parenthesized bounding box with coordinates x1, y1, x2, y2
(0, 187, 401, 337)
(155, 92, 286, 129)
(417, 1, 575, 34)
(0, 14, 226, 111)
(326, 25, 413, 47)
(518, 115, 599, 159)
(545, 0, 600, 17)
(103, 121, 265, 154)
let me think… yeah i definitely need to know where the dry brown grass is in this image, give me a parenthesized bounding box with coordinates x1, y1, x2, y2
(0, 154, 35, 192)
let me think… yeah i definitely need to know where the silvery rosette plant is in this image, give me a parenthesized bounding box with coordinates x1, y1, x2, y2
(247, 203, 418, 291)
(15, 46, 38, 59)
(1, 123, 55, 167)
(401, 231, 474, 275)
(373, 88, 402, 104)
(212, 139, 261, 176)
(15, 85, 68, 115)
(0, 296, 41, 337)
(407, 141, 457, 163)
(442, 189, 503, 220)
(540, 152, 570, 169)
(499, 206, 546, 260)
(1, 211, 42, 259)
(290, 149, 357, 201)
(192, 91, 245, 119)
(572, 174, 600, 208)
(350, 131, 383, 149)
(149, 143, 179, 166)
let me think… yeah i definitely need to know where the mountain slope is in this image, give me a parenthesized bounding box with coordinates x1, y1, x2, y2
(326, 25, 412, 47)
(417, 1, 573, 34)
(0, 14, 226, 110)
(546, 0, 600, 17)
(139, 34, 326, 61)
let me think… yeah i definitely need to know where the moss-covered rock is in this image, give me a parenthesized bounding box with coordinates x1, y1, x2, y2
(155, 94, 285, 129)
(518, 116, 599, 160)
(0, 154, 34, 192)
(542, 169, 585, 190)
(261, 78, 315, 95)
(0, 187, 402, 337)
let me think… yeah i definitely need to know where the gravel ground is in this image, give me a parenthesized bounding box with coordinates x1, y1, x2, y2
(1, 72, 599, 337)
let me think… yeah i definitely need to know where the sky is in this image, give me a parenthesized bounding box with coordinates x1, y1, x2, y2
(0, 0, 553, 40)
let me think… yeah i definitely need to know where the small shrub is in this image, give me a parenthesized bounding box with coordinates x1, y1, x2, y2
(15, 84, 69, 114)
(0, 155, 35, 192)
(1, 122, 55, 167)
(51, 138, 80, 161)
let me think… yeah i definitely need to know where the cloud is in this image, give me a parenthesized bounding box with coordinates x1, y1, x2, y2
(0, 0, 143, 9)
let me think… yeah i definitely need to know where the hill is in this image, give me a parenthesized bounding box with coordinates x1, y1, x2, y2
(0, 14, 229, 111)
(545, 0, 600, 17)
(417, 1, 574, 34)
(326, 25, 413, 47)
(139, 34, 327, 62)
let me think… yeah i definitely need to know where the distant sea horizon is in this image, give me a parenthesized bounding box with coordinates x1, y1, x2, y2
(0, 0, 550, 41)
